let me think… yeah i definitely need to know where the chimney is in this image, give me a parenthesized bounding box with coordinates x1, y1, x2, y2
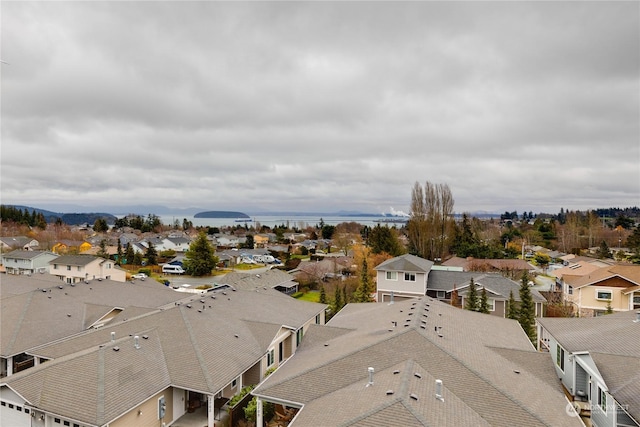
(134, 335, 140, 349)
(435, 379, 444, 401)
(366, 367, 374, 387)
(111, 332, 116, 343)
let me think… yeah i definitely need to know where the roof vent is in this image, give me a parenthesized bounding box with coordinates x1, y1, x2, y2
(134, 336, 140, 349)
(142, 335, 149, 340)
(113, 346, 120, 352)
(414, 373, 422, 379)
(58, 285, 63, 289)
(386, 390, 394, 395)
(67, 313, 71, 317)
(435, 379, 444, 401)
(366, 367, 374, 387)
(186, 304, 192, 309)
(393, 370, 400, 375)
(111, 332, 116, 342)
(410, 393, 419, 401)
(635, 311, 640, 323)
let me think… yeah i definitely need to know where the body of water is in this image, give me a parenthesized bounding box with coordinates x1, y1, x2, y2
(158, 214, 408, 229)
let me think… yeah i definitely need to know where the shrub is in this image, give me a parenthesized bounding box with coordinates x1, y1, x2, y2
(228, 385, 254, 408)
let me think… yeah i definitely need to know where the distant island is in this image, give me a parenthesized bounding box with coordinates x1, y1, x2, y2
(194, 210, 250, 219)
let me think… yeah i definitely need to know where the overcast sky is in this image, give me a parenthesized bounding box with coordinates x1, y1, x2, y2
(2, 1, 638, 216)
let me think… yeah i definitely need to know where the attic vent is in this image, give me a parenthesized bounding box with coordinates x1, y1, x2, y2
(324, 343, 329, 347)
(113, 346, 120, 352)
(414, 373, 422, 379)
(142, 335, 149, 340)
(211, 295, 216, 299)
(58, 285, 63, 289)
(200, 299, 205, 303)
(41, 289, 47, 293)
(393, 370, 400, 375)
(386, 390, 394, 395)
(234, 334, 239, 338)
(186, 304, 192, 309)
(410, 394, 418, 401)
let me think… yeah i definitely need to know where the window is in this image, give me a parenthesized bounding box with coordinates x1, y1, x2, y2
(296, 328, 304, 346)
(25, 408, 29, 415)
(64, 421, 70, 426)
(231, 379, 237, 388)
(596, 290, 612, 301)
(267, 349, 275, 366)
(556, 345, 565, 372)
(386, 271, 398, 280)
(487, 299, 495, 312)
(436, 291, 446, 299)
(315, 314, 321, 324)
(279, 341, 284, 362)
(567, 286, 573, 295)
(404, 273, 416, 282)
(1, 401, 5, 406)
(598, 387, 607, 412)
(67, 265, 71, 271)
(54, 418, 61, 424)
(17, 406, 22, 412)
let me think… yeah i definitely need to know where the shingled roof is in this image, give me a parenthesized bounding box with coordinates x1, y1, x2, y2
(3, 287, 326, 426)
(253, 298, 582, 426)
(374, 254, 434, 273)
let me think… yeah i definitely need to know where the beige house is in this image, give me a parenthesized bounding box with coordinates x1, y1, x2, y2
(374, 254, 434, 302)
(0, 278, 326, 427)
(49, 254, 127, 283)
(563, 265, 640, 317)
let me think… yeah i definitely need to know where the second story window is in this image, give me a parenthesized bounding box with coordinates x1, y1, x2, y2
(66, 265, 71, 271)
(386, 271, 398, 280)
(404, 273, 416, 282)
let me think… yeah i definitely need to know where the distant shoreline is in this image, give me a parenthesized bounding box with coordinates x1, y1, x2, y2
(194, 210, 250, 219)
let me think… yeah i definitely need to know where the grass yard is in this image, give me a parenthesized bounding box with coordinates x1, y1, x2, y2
(294, 290, 321, 303)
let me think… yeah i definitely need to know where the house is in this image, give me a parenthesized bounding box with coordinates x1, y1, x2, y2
(252, 296, 583, 427)
(291, 256, 355, 284)
(1, 250, 58, 275)
(426, 270, 546, 318)
(0, 236, 39, 252)
(0, 284, 326, 427)
(221, 269, 300, 295)
(49, 254, 127, 283)
(441, 256, 534, 279)
(561, 264, 640, 317)
(0, 274, 189, 379)
(374, 254, 434, 302)
(51, 240, 92, 254)
(537, 311, 640, 427)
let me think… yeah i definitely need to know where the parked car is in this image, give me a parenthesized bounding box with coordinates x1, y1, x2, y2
(132, 273, 147, 280)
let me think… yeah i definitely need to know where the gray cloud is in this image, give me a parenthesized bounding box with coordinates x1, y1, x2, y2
(2, 1, 638, 215)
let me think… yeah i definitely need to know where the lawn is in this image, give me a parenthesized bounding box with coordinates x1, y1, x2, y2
(294, 290, 321, 303)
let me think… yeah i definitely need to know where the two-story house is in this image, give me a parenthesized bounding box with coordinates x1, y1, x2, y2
(427, 270, 546, 318)
(562, 265, 640, 317)
(1, 250, 58, 275)
(537, 311, 640, 427)
(374, 254, 434, 302)
(49, 254, 126, 283)
(0, 236, 39, 252)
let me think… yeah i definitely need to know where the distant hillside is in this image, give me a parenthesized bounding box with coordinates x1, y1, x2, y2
(3, 205, 117, 225)
(194, 210, 250, 219)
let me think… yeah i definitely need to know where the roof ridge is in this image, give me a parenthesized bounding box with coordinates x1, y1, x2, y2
(179, 307, 216, 392)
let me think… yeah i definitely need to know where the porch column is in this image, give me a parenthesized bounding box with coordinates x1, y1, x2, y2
(207, 395, 214, 427)
(7, 356, 13, 376)
(256, 397, 263, 427)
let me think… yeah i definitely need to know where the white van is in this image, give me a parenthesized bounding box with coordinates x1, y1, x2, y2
(162, 264, 185, 275)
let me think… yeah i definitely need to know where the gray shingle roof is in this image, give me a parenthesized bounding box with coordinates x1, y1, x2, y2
(1, 249, 50, 260)
(374, 254, 434, 273)
(537, 310, 640, 356)
(254, 298, 582, 426)
(50, 254, 101, 266)
(589, 352, 640, 422)
(428, 271, 546, 302)
(4, 288, 326, 425)
(1, 275, 188, 357)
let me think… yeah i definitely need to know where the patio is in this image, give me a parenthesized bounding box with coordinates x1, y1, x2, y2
(171, 403, 230, 427)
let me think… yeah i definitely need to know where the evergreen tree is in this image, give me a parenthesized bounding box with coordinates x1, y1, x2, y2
(183, 232, 218, 276)
(507, 289, 519, 320)
(124, 242, 135, 265)
(145, 242, 158, 265)
(518, 273, 537, 344)
(319, 285, 327, 304)
(355, 256, 374, 302)
(93, 218, 109, 232)
(96, 240, 110, 260)
(133, 252, 143, 265)
(342, 285, 349, 305)
(479, 287, 490, 314)
(465, 278, 479, 311)
(333, 285, 343, 313)
(116, 240, 123, 265)
(596, 240, 612, 259)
